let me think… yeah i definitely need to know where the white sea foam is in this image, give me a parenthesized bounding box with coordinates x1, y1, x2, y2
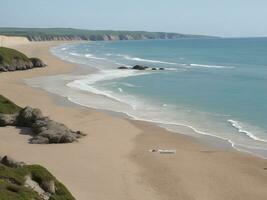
(115, 63, 132, 68)
(118, 87, 123, 92)
(67, 69, 150, 106)
(165, 67, 179, 71)
(120, 82, 141, 88)
(85, 54, 106, 60)
(228, 119, 267, 142)
(117, 54, 177, 65)
(69, 52, 106, 60)
(69, 52, 81, 56)
(189, 63, 234, 69)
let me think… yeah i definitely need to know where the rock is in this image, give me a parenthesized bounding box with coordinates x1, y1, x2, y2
(159, 68, 165, 70)
(152, 68, 157, 70)
(0, 60, 34, 72)
(0, 113, 18, 126)
(30, 58, 47, 68)
(31, 136, 50, 144)
(132, 65, 149, 70)
(38, 130, 77, 144)
(31, 117, 50, 133)
(30, 113, 85, 144)
(24, 175, 51, 200)
(1, 155, 25, 168)
(76, 131, 87, 137)
(41, 180, 56, 194)
(17, 107, 43, 127)
(0, 106, 86, 144)
(118, 66, 129, 69)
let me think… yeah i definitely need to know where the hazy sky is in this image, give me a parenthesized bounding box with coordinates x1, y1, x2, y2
(1, 0, 267, 37)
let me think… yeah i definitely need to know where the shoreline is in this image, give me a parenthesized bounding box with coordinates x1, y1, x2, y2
(1, 41, 267, 200)
(42, 42, 267, 159)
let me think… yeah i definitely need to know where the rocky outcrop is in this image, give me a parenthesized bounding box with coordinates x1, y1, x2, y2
(0, 106, 86, 144)
(118, 66, 129, 69)
(132, 65, 149, 70)
(0, 58, 46, 72)
(30, 58, 46, 68)
(118, 65, 165, 71)
(0, 47, 47, 72)
(24, 175, 51, 200)
(0, 155, 76, 200)
(41, 180, 56, 194)
(0, 113, 18, 126)
(1, 155, 25, 168)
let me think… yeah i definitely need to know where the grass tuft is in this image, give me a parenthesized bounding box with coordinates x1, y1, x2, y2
(0, 95, 21, 114)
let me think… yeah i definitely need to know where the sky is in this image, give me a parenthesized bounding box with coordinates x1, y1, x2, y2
(1, 0, 267, 37)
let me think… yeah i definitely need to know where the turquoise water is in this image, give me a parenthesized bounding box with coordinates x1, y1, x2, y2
(33, 38, 267, 155)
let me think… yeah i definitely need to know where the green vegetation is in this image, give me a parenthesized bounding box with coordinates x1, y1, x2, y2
(0, 47, 30, 65)
(0, 95, 21, 114)
(0, 163, 75, 200)
(0, 27, 215, 41)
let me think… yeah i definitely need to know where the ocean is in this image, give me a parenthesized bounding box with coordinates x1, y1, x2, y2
(26, 38, 267, 157)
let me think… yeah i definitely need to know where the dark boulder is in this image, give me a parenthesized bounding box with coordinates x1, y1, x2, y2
(0, 113, 18, 126)
(132, 65, 149, 70)
(17, 107, 43, 127)
(1, 156, 25, 168)
(41, 180, 56, 194)
(31, 136, 50, 144)
(152, 68, 157, 70)
(118, 66, 129, 69)
(0, 106, 86, 144)
(159, 68, 165, 70)
(30, 58, 47, 68)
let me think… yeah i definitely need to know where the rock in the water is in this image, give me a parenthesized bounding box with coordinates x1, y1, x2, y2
(0, 113, 18, 126)
(1, 155, 25, 168)
(118, 66, 129, 69)
(132, 65, 149, 70)
(159, 68, 165, 70)
(152, 68, 157, 70)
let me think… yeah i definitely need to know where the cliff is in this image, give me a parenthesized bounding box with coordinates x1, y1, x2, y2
(0, 28, 218, 42)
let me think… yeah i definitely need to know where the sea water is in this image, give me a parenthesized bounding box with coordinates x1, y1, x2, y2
(26, 38, 267, 157)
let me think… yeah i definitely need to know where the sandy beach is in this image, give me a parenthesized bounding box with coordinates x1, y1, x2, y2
(0, 38, 267, 200)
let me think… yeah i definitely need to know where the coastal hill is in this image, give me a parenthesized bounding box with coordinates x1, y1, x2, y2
(0, 28, 217, 41)
(0, 155, 75, 200)
(0, 47, 46, 72)
(0, 95, 76, 199)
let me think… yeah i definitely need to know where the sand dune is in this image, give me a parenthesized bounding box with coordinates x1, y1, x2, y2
(0, 35, 29, 47)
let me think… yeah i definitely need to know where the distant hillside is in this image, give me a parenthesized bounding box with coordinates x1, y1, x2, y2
(0, 28, 217, 42)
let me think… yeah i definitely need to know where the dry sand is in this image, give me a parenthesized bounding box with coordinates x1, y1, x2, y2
(0, 35, 30, 47)
(0, 39, 267, 200)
